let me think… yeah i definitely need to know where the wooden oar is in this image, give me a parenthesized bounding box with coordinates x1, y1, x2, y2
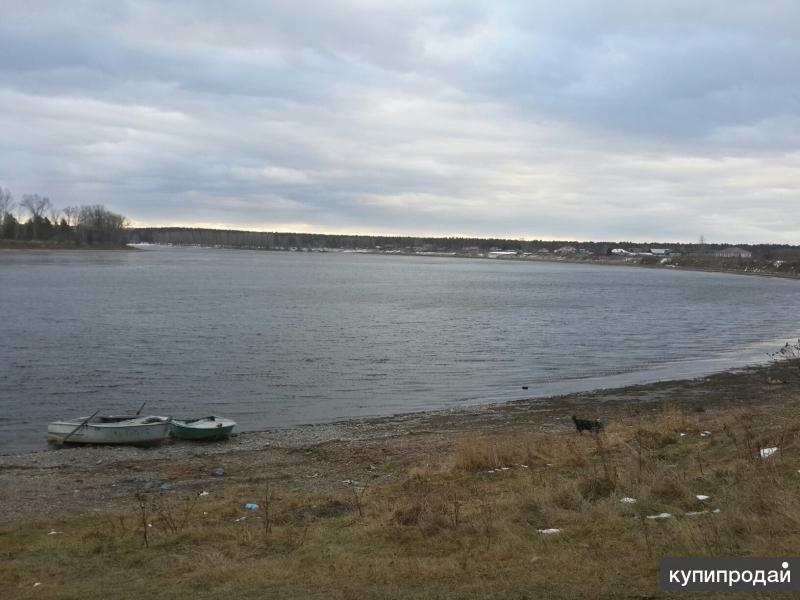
(135, 401, 147, 416)
(62, 410, 100, 444)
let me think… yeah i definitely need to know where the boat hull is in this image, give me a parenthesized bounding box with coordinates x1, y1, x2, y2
(170, 417, 236, 441)
(47, 417, 171, 445)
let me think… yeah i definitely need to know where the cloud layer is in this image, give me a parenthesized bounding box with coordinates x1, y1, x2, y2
(1, 1, 799, 242)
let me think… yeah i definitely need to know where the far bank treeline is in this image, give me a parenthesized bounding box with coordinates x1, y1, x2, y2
(2, 183, 798, 259)
(129, 227, 800, 259)
(0, 187, 127, 246)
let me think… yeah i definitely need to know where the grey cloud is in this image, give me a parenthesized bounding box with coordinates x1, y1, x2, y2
(0, 1, 799, 243)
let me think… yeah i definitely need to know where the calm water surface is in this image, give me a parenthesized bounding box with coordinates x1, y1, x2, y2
(2, 246, 799, 453)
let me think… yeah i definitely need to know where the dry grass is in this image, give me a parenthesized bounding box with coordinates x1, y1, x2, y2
(3, 403, 800, 599)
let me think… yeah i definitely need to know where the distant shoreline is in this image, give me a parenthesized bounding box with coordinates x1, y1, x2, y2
(127, 241, 800, 282)
(0, 240, 800, 280)
(513, 252, 800, 281)
(5, 238, 798, 281)
(0, 240, 135, 251)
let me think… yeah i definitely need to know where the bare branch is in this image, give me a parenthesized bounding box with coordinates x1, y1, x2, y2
(0, 186, 14, 217)
(20, 194, 51, 220)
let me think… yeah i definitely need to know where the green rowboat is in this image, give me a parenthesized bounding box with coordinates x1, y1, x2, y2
(170, 416, 236, 440)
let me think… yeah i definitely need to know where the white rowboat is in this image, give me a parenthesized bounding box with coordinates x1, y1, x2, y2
(47, 415, 171, 445)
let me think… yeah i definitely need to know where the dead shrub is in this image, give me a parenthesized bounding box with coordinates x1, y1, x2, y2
(518, 498, 548, 526)
(287, 499, 354, 523)
(393, 502, 424, 527)
(452, 436, 528, 472)
(390, 474, 456, 535)
(658, 405, 691, 431)
(578, 476, 616, 502)
(546, 481, 584, 511)
(648, 475, 688, 504)
(635, 427, 677, 450)
(391, 495, 452, 536)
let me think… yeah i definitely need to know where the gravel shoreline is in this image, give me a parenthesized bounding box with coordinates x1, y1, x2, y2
(2, 360, 798, 524)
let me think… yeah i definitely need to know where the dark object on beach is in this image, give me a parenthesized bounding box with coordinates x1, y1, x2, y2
(572, 415, 603, 435)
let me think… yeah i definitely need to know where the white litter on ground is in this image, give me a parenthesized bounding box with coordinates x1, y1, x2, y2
(198, 491, 209, 496)
(687, 508, 721, 516)
(537, 528, 561, 535)
(620, 497, 637, 504)
(520, 464, 529, 468)
(646, 513, 673, 520)
(760, 447, 779, 458)
(695, 494, 710, 501)
(680, 433, 686, 437)
(47, 530, 63, 535)
(33, 582, 41, 587)
(700, 431, 712, 437)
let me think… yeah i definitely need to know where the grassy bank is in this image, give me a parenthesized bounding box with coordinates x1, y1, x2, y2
(3, 366, 800, 599)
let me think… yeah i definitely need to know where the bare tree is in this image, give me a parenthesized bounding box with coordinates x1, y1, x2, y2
(0, 187, 15, 239)
(20, 194, 52, 240)
(77, 205, 128, 244)
(0, 187, 13, 217)
(62, 206, 79, 228)
(48, 204, 61, 224)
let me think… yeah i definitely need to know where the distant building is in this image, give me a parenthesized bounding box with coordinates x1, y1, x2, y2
(610, 248, 631, 255)
(487, 250, 518, 258)
(555, 245, 577, 254)
(651, 248, 671, 256)
(535, 248, 551, 254)
(714, 247, 752, 258)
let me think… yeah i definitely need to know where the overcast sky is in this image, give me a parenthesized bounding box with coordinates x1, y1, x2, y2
(1, 1, 799, 242)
